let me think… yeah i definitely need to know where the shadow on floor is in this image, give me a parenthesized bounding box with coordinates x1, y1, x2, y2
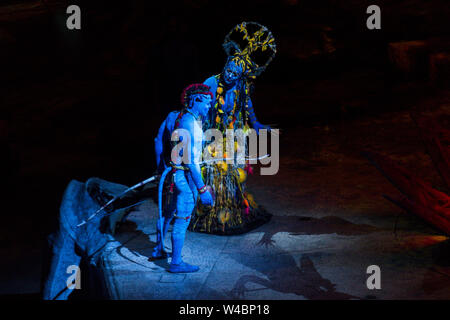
(113, 221, 165, 271)
(253, 215, 380, 247)
(229, 254, 358, 299)
(112, 215, 377, 299)
(226, 214, 380, 299)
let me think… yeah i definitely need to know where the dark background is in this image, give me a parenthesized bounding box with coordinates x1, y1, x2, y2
(0, 0, 449, 297)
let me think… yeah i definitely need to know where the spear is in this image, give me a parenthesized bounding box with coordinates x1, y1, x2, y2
(76, 175, 159, 227)
(76, 154, 269, 227)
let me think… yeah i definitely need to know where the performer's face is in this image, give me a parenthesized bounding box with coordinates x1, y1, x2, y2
(223, 61, 243, 85)
(192, 94, 212, 117)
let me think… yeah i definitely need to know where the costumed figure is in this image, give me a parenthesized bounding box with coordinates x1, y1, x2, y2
(152, 84, 214, 273)
(188, 22, 276, 234)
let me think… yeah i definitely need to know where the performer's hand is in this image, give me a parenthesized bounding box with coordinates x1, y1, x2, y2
(200, 190, 214, 206)
(253, 121, 271, 134)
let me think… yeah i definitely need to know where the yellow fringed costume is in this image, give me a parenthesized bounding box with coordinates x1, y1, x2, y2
(188, 22, 275, 234)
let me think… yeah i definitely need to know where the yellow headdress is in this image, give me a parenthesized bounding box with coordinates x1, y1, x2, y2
(223, 22, 277, 79)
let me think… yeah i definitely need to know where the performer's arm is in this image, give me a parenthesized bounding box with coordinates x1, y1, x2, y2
(246, 98, 271, 133)
(154, 119, 166, 172)
(246, 98, 258, 126)
(178, 115, 213, 205)
(203, 76, 218, 96)
(178, 115, 205, 190)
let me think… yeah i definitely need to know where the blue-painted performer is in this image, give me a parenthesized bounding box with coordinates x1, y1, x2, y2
(152, 84, 214, 273)
(188, 22, 276, 234)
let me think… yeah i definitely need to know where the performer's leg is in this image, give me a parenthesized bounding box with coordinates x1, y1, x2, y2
(169, 171, 199, 273)
(152, 192, 176, 259)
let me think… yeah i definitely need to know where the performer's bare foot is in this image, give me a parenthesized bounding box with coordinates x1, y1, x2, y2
(169, 261, 199, 273)
(151, 248, 169, 260)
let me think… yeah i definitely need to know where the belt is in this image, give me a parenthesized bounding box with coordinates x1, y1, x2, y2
(169, 161, 189, 171)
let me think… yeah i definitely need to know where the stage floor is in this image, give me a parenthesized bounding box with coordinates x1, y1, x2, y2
(100, 94, 450, 299)
(100, 199, 450, 300)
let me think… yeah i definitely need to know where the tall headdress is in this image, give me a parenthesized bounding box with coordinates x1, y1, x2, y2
(223, 22, 277, 79)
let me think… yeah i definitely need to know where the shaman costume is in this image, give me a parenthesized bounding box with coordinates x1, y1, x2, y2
(153, 84, 214, 273)
(188, 22, 276, 235)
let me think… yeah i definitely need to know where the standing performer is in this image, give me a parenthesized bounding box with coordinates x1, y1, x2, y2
(189, 22, 276, 235)
(153, 84, 214, 273)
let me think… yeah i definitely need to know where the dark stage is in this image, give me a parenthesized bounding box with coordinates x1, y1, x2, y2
(1, 0, 450, 300)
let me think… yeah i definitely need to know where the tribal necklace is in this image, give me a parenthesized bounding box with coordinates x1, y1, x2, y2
(213, 76, 253, 132)
(214, 77, 239, 131)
